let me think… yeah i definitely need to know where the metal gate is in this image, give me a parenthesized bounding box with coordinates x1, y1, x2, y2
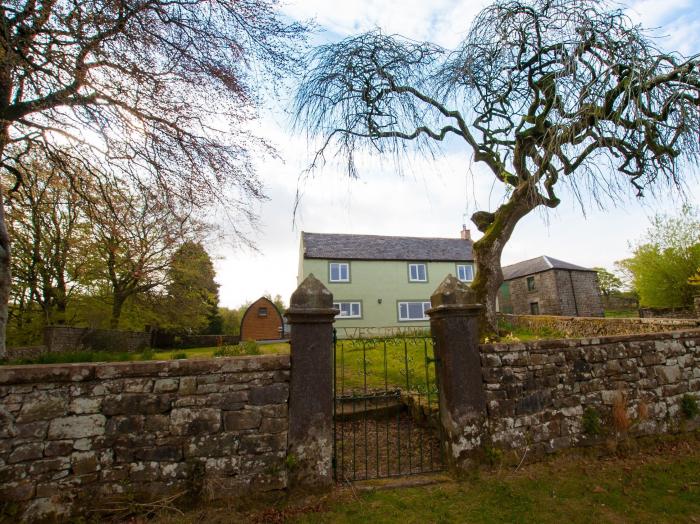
(332, 330, 444, 482)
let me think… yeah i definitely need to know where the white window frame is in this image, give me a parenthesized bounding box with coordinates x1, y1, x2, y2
(329, 262, 350, 283)
(397, 301, 431, 322)
(408, 263, 427, 282)
(456, 263, 474, 282)
(333, 301, 362, 319)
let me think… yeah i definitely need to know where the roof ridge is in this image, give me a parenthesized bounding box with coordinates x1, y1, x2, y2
(302, 231, 468, 241)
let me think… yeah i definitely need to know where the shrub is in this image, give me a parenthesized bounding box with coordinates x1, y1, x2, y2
(139, 349, 155, 361)
(213, 341, 260, 358)
(681, 394, 699, 419)
(582, 407, 602, 436)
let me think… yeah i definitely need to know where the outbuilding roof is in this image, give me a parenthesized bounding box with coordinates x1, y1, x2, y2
(501, 255, 594, 281)
(302, 232, 473, 262)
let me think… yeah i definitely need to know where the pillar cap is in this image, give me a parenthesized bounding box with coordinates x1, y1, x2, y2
(290, 273, 334, 309)
(430, 274, 479, 308)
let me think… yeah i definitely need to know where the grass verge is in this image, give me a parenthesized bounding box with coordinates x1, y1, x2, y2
(150, 433, 700, 524)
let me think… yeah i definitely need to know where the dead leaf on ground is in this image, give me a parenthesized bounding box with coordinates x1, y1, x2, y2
(592, 485, 607, 494)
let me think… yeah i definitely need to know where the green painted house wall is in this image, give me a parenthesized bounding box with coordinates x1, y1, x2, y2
(299, 258, 474, 331)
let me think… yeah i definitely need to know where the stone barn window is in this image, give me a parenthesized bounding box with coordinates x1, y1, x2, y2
(527, 276, 536, 291)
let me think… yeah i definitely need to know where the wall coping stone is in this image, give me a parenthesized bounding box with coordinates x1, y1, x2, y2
(481, 328, 700, 353)
(0, 354, 290, 385)
(499, 313, 700, 325)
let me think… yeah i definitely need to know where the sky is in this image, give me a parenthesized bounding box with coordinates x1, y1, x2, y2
(212, 0, 700, 309)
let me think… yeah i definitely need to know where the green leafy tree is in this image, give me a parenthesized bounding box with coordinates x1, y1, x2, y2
(619, 207, 700, 308)
(165, 242, 221, 333)
(294, 0, 700, 334)
(220, 306, 244, 336)
(593, 267, 623, 298)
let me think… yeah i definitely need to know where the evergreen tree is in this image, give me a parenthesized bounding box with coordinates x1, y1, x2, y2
(166, 242, 221, 333)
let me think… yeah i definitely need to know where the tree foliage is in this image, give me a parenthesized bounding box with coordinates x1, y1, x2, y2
(593, 267, 623, 298)
(619, 207, 700, 308)
(0, 0, 307, 356)
(164, 242, 221, 334)
(294, 0, 700, 333)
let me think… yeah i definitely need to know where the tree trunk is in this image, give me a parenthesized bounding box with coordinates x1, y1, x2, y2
(0, 196, 10, 359)
(111, 294, 125, 329)
(470, 186, 540, 337)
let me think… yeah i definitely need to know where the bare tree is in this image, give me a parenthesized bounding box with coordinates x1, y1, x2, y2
(5, 159, 90, 335)
(294, 0, 700, 334)
(0, 0, 307, 356)
(85, 181, 205, 329)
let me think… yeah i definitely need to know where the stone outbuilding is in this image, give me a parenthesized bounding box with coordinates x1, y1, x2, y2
(498, 255, 604, 317)
(240, 297, 285, 341)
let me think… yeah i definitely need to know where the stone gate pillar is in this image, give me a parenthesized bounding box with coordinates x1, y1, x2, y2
(285, 274, 338, 489)
(427, 275, 486, 471)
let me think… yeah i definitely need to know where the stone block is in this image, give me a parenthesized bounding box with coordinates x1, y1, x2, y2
(207, 391, 249, 408)
(44, 440, 73, 457)
(0, 405, 16, 438)
(28, 457, 70, 476)
(655, 365, 681, 385)
(105, 415, 145, 436)
(249, 383, 288, 405)
(69, 397, 102, 415)
(259, 417, 287, 434)
(0, 481, 36, 501)
(170, 408, 221, 436)
(144, 414, 171, 433)
(129, 461, 160, 482)
(178, 377, 197, 395)
(17, 397, 68, 423)
(239, 433, 287, 454)
(224, 410, 262, 431)
(205, 456, 241, 476)
(102, 394, 172, 415)
(185, 432, 240, 458)
(9, 442, 44, 463)
(71, 451, 99, 474)
(154, 378, 179, 393)
(48, 415, 106, 439)
(123, 378, 154, 393)
(15, 420, 48, 440)
(133, 445, 182, 462)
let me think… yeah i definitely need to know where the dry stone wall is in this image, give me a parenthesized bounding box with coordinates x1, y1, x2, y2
(479, 330, 700, 456)
(43, 326, 152, 354)
(0, 355, 290, 521)
(499, 313, 700, 338)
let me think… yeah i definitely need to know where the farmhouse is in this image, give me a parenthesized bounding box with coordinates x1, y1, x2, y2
(297, 229, 475, 333)
(498, 255, 604, 317)
(240, 296, 285, 340)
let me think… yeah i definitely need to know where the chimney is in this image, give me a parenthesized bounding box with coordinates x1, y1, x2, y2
(460, 225, 471, 241)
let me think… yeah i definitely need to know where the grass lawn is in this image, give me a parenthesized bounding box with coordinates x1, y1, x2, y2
(604, 309, 640, 318)
(2, 342, 290, 365)
(151, 342, 290, 360)
(153, 434, 700, 524)
(334, 338, 436, 396)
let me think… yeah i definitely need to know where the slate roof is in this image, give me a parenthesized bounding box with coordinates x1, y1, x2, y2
(302, 232, 473, 261)
(501, 255, 594, 281)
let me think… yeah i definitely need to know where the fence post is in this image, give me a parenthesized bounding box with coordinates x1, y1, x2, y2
(285, 274, 338, 489)
(427, 274, 486, 471)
